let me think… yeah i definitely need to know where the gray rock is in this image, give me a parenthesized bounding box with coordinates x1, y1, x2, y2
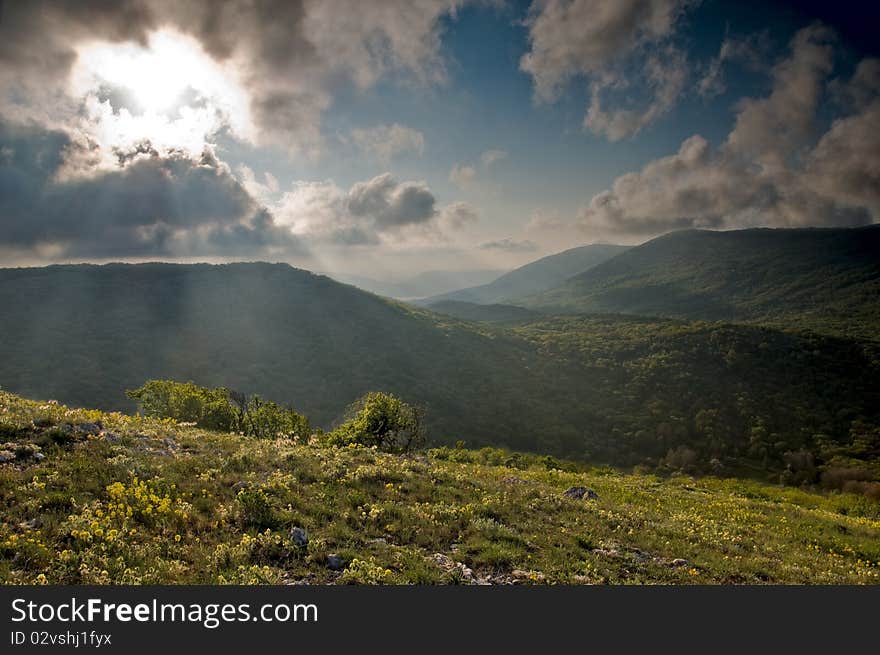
(326, 554, 344, 571)
(289, 527, 309, 548)
(0, 450, 15, 463)
(671, 558, 688, 567)
(34, 452, 46, 461)
(19, 518, 41, 530)
(563, 486, 599, 500)
(103, 432, 121, 444)
(33, 417, 54, 428)
(77, 422, 101, 435)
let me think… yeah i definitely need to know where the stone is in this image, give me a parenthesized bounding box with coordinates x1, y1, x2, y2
(563, 486, 599, 500)
(289, 527, 309, 548)
(103, 432, 121, 444)
(326, 554, 344, 571)
(671, 558, 688, 567)
(33, 417, 54, 428)
(77, 422, 101, 435)
(0, 450, 15, 463)
(19, 518, 41, 530)
(34, 452, 46, 461)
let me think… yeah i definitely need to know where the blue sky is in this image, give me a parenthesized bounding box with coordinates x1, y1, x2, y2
(0, 1, 878, 279)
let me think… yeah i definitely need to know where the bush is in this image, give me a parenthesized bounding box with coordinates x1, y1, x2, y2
(127, 380, 309, 439)
(325, 392, 426, 453)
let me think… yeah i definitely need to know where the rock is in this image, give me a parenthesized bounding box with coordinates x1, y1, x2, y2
(501, 476, 530, 485)
(0, 450, 15, 463)
(671, 558, 688, 567)
(511, 569, 546, 583)
(592, 548, 619, 557)
(103, 432, 121, 444)
(563, 486, 599, 500)
(289, 527, 309, 548)
(367, 537, 387, 546)
(162, 437, 178, 450)
(326, 554, 345, 571)
(34, 452, 46, 461)
(231, 481, 251, 491)
(32, 417, 54, 428)
(77, 422, 101, 435)
(19, 518, 42, 530)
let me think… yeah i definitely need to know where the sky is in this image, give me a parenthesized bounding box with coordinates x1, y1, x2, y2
(0, 0, 878, 279)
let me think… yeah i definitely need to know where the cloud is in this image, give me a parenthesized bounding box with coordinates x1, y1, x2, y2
(520, 0, 695, 140)
(449, 163, 477, 188)
(480, 149, 508, 166)
(577, 25, 879, 237)
(584, 45, 687, 141)
(275, 173, 477, 245)
(449, 149, 507, 189)
(349, 123, 425, 164)
(0, 120, 305, 259)
(0, 0, 469, 155)
(697, 31, 771, 98)
(478, 238, 539, 253)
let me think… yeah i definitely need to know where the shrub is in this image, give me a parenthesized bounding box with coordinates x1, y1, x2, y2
(127, 380, 309, 439)
(325, 392, 426, 453)
(236, 489, 280, 530)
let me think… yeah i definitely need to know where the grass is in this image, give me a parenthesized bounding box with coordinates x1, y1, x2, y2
(1, 390, 878, 585)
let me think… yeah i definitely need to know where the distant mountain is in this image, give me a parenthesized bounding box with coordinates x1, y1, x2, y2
(520, 226, 880, 340)
(327, 268, 506, 299)
(417, 244, 629, 305)
(425, 300, 542, 323)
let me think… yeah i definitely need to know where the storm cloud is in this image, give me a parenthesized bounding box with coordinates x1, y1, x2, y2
(0, 120, 304, 259)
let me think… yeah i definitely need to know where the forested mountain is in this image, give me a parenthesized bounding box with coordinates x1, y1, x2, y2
(520, 226, 880, 340)
(425, 300, 542, 323)
(1, 262, 878, 482)
(418, 244, 629, 305)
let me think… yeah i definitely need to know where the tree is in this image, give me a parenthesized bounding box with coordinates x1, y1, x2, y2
(326, 392, 426, 453)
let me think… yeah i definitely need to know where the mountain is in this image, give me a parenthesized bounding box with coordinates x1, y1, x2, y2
(1, 262, 878, 474)
(1, 389, 878, 585)
(417, 244, 629, 305)
(0, 262, 561, 445)
(520, 226, 880, 340)
(425, 300, 542, 323)
(326, 268, 506, 299)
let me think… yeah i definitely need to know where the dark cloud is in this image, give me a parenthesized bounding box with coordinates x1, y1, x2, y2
(347, 173, 436, 228)
(0, 120, 305, 258)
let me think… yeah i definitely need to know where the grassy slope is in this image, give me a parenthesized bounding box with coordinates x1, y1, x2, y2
(1, 391, 878, 585)
(521, 226, 880, 341)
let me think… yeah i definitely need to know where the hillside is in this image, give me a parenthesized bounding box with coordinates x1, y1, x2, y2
(425, 300, 542, 323)
(1, 391, 878, 585)
(418, 244, 629, 305)
(520, 226, 880, 341)
(0, 263, 566, 446)
(1, 263, 879, 478)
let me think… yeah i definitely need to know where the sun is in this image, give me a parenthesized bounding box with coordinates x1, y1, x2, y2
(70, 29, 253, 155)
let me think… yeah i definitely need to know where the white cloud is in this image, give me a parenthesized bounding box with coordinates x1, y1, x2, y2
(520, 0, 695, 140)
(349, 123, 425, 164)
(274, 173, 478, 245)
(449, 163, 477, 188)
(577, 26, 879, 237)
